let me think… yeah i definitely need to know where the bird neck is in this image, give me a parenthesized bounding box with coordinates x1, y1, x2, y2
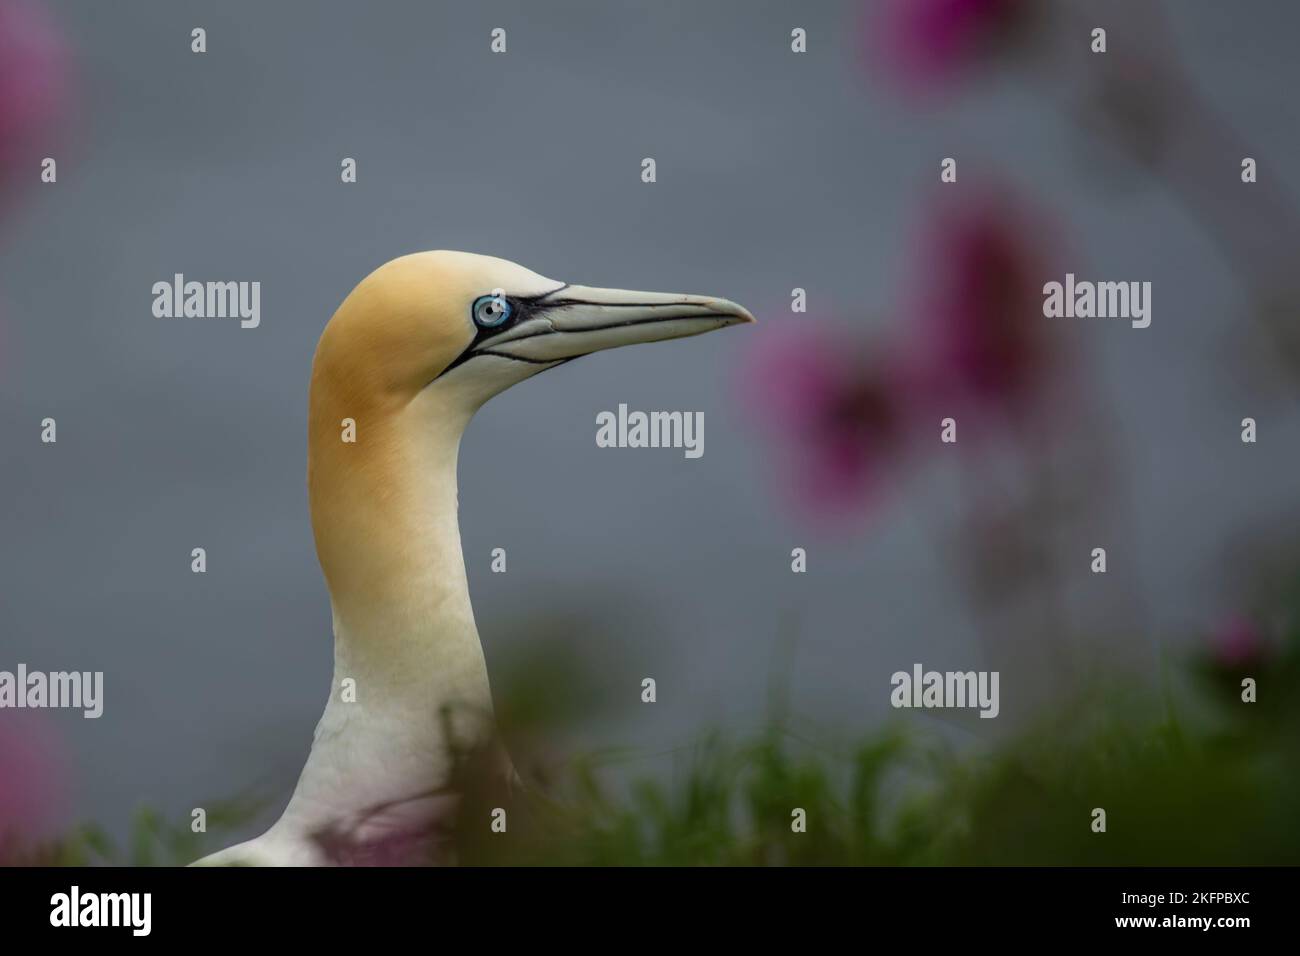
(280, 382, 496, 846)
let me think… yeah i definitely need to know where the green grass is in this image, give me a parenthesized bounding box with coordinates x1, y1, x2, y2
(17, 590, 1300, 867)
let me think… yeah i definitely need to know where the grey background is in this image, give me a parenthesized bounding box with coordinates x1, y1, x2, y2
(2, 0, 1298, 844)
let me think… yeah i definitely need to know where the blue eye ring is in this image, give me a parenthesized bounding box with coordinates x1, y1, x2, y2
(472, 293, 512, 329)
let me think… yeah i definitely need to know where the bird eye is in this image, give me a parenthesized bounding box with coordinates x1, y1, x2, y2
(472, 294, 512, 329)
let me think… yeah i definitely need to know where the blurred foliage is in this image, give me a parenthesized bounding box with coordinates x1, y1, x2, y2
(450, 675, 1299, 866)
(9, 579, 1300, 867)
(3, 796, 263, 866)
(446, 568, 1300, 866)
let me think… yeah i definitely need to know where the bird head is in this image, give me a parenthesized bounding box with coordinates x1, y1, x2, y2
(311, 250, 754, 415)
(307, 251, 753, 608)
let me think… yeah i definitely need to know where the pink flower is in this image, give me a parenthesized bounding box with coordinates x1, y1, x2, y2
(903, 191, 1058, 424)
(1210, 615, 1270, 670)
(0, 1, 67, 378)
(0, 712, 68, 854)
(0, 0, 68, 194)
(739, 323, 913, 521)
(870, 0, 1032, 94)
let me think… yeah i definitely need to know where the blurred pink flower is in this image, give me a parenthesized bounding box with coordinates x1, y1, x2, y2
(1210, 615, 1270, 670)
(0, 712, 68, 853)
(0, 0, 67, 380)
(739, 324, 913, 520)
(904, 192, 1057, 422)
(870, 0, 1032, 93)
(0, 0, 67, 191)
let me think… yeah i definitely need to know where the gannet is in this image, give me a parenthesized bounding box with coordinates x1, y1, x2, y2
(195, 251, 753, 865)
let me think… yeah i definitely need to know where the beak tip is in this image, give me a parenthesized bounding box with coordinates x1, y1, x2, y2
(715, 298, 756, 325)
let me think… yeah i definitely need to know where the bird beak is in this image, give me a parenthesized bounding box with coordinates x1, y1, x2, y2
(471, 284, 755, 363)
